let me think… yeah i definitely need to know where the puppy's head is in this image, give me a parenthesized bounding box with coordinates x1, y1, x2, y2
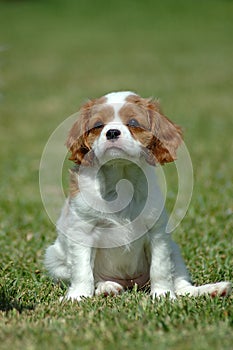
(66, 92, 182, 166)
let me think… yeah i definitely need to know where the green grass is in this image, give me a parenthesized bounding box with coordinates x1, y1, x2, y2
(0, 0, 233, 349)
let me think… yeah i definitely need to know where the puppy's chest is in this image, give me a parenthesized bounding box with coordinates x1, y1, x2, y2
(93, 237, 150, 283)
(76, 181, 147, 224)
(99, 174, 148, 220)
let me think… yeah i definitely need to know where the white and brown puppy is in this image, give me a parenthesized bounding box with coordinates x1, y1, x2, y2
(45, 91, 231, 301)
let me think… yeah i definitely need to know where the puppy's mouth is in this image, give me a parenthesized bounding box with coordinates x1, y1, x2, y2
(104, 144, 128, 156)
(94, 138, 141, 162)
(97, 139, 133, 159)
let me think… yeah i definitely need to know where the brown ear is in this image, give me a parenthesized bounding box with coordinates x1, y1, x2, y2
(146, 100, 183, 165)
(66, 100, 94, 166)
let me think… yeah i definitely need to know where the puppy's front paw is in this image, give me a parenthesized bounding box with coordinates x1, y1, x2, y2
(61, 287, 93, 302)
(95, 281, 124, 297)
(151, 288, 176, 300)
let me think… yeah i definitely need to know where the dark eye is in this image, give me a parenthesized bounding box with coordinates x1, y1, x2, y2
(93, 121, 104, 129)
(127, 118, 140, 127)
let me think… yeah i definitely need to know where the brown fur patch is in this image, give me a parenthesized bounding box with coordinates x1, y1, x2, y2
(88, 105, 114, 134)
(126, 94, 161, 113)
(66, 97, 107, 166)
(69, 167, 79, 198)
(125, 94, 182, 165)
(148, 105, 183, 164)
(119, 101, 150, 130)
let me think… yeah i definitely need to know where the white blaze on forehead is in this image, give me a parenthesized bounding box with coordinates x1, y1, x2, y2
(104, 91, 137, 123)
(105, 91, 136, 105)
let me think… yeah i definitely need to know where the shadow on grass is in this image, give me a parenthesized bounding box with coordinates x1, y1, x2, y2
(0, 285, 35, 313)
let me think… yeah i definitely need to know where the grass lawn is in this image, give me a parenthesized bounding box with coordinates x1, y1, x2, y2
(0, 0, 233, 349)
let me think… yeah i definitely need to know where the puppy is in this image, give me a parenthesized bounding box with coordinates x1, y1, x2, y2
(45, 91, 231, 300)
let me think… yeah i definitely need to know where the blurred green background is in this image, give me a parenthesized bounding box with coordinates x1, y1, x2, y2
(1, 0, 233, 211)
(0, 1, 232, 349)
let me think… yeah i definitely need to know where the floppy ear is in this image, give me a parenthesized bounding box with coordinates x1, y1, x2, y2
(146, 100, 183, 165)
(66, 100, 94, 166)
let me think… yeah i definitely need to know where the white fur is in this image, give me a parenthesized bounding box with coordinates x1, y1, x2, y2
(45, 92, 232, 301)
(105, 91, 136, 104)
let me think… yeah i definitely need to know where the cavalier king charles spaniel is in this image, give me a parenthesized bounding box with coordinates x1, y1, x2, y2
(45, 91, 231, 301)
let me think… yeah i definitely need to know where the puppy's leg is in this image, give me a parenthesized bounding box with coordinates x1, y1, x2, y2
(95, 281, 124, 297)
(172, 241, 232, 297)
(64, 243, 95, 301)
(171, 240, 197, 295)
(45, 239, 71, 281)
(149, 233, 176, 299)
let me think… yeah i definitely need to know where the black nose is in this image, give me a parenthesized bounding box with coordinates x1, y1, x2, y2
(106, 129, 121, 140)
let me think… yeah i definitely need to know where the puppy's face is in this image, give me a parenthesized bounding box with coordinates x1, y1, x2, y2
(67, 92, 182, 166)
